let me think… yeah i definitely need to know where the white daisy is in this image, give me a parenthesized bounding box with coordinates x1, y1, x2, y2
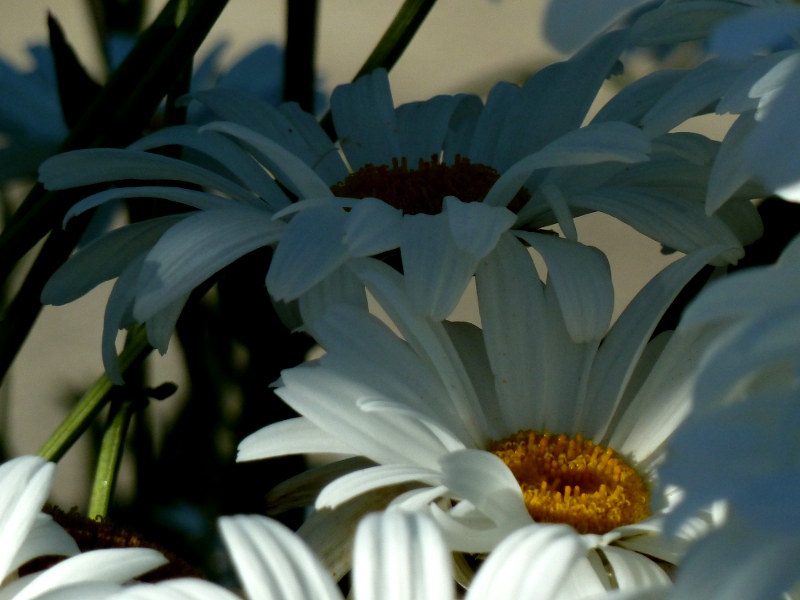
(238, 237, 735, 593)
(39, 32, 753, 382)
(0, 455, 168, 600)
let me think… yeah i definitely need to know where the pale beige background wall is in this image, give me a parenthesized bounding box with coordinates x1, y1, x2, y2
(1, 0, 703, 508)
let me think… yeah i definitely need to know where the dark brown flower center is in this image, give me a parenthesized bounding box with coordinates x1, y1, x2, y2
(330, 155, 530, 215)
(17, 505, 203, 582)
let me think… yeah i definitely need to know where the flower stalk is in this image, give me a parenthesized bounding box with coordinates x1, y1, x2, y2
(38, 326, 151, 463)
(88, 394, 139, 520)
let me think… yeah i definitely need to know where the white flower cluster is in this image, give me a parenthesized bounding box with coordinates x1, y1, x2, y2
(6, 1, 800, 599)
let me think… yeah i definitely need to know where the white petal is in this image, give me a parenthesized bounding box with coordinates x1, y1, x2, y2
(742, 57, 800, 200)
(145, 293, 189, 355)
(128, 125, 289, 210)
(135, 208, 284, 321)
(541, 184, 578, 241)
(640, 58, 757, 138)
(12, 548, 168, 600)
(113, 579, 240, 600)
(428, 503, 518, 553)
(706, 112, 759, 214)
(610, 324, 724, 463)
(186, 88, 347, 184)
(219, 515, 342, 600)
(266, 207, 348, 301)
(298, 489, 403, 581)
(63, 188, 233, 227)
(311, 305, 463, 435)
(395, 94, 473, 164)
(103, 254, 145, 385)
(38, 149, 258, 205)
(592, 70, 687, 127)
(342, 198, 403, 257)
(41, 216, 187, 306)
(237, 417, 357, 461)
(467, 82, 522, 167)
(571, 188, 744, 265)
(583, 246, 727, 441)
(444, 196, 516, 257)
(484, 122, 651, 208)
(441, 321, 505, 441)
(0, 457, 55, 579)
(716, 52, 797, 115)
(277, 366, 450, 469)
(540, 280, 600, 434)
(315, 465, 441, 509)
(277, 102, 350, 185)
(200, 121, 333, 200)
(466, 525, 586, 600)
(492, 31, 632, 172)
(348, 258, 491, 447)
(475, 232, 547, 432)
(543, 0, 647, 53)
(709, 6, 800, 57)
(438, 450, 530, 526)
(265, 457, 375, 515)
(602, 546, 670, 590)
(330, 69, 400, 171)
(631, 1, 751, 46)
(400, 212, 478, 321)
(517, 232, 613, 343)
(442, 95, 484, 164)
(353, 512, 451, 600)
(10, 514, 79, 574)
(670, 524, 800, 600)
(298, 265, 368, 339)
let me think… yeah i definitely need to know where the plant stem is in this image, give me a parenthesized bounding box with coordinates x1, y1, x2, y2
(283, 0, 318, 113)
(37, 326, 151, 463)
(87, 395, 138, 520)
(319, 0, 437, 138)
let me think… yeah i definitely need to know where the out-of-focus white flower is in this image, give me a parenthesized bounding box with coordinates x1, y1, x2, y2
(652, 233, 800, 535)
(0, 455, 168, 600)
(40, 33, 755, 383)
(112, 511, 610, 600)
(237, 238, 736, 593)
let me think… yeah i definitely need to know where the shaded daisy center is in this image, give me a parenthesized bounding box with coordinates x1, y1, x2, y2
(330, 155, 530, 215)
(490, 431, 650, 535)
(18, 505, 202, 582)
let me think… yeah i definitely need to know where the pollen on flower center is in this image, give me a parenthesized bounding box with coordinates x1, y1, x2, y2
(490, 431, 650, 535)
(330, 155, 530, 215)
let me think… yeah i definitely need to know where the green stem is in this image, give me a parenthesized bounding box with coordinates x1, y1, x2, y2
(319, 0, 437, 138)
(37, 326, 151, 463)
(88, 395, 138, 520)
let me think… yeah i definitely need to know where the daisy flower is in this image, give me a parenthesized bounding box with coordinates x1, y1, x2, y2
(237, 235, 735, 593)
(114, 510, 611, 600)
(39, 30, 752, 383)
(0, 455, 168, 600)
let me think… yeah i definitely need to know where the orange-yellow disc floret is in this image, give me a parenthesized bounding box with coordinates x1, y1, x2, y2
(490, 430, 650, 535)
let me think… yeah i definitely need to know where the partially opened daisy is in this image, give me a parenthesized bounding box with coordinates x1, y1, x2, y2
(0, 455, 168, 600)
(238, 236, 734, 592)
(39, 29, 752, 383)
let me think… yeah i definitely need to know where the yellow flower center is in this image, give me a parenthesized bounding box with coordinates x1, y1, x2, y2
(330, 155, 530, 215)
(490, 431, 650, 535)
